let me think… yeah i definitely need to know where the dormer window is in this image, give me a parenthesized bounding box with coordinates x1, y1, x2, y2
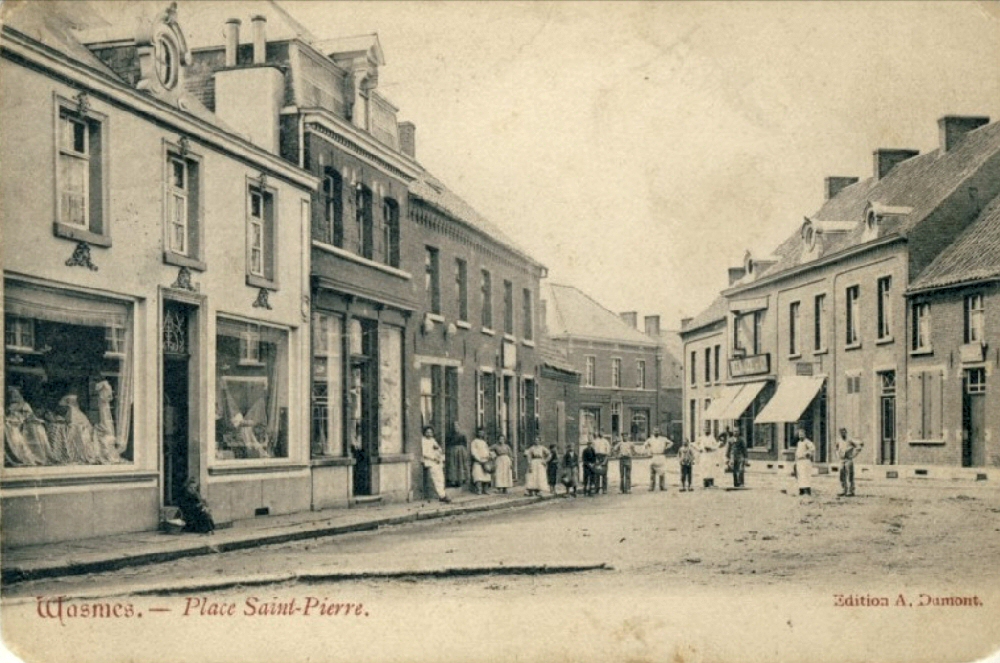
(155, 35, 179, 90)
(863, 209, 879, 241)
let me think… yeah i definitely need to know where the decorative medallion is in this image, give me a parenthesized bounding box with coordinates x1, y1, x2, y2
(252, 288, 273, 310)
(65, 241, 98, 271)
(177, 135, 191, 157)
(170, 266, 198, 292)
(258, 171, 269, 190)
(74, 91, 91, 117)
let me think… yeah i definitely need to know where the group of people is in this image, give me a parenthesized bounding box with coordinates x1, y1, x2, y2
(422, 426, 520, 503)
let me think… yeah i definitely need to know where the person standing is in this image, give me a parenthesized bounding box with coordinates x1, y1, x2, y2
(445, 427, 470, 488)
(793, 427, 816, 496)
(615, 435, 634, 494)
(649, 445, 669, 491)
(678, 438, 696, 491)
(421, 426, 451, 503)
(836, 427, 863, 497)
(469, 427, 492, 495)
(592, 431, 611, 494)
(561, 445, 579, 497)
(695, 425, 720, 488)
(546, 444, 560, 494)
(491, 434, 514, 494)
(581, 439, 598, 496)
(644, 428, 673, 456)
(726, 428, 748, 488)
(524, 439, 551, 496)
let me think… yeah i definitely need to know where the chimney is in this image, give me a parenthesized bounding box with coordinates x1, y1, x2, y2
(251, 15, 267, 65)
(873, 148, 919, 180)
(727, 267, 746, 286)
(938, 115, 989, 153)
(620, 312, 638, 329)
(825, 176, 859, 200)
(644, 315, 661, 338)
(398, 121, 416, 158)
(224, 19, 241, 68)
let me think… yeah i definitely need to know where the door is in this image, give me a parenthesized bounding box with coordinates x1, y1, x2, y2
(162, 301, 194, 507)
(879, 371, 896, 465)
(962, 369, 986, 467)
(350, 319, 379, 496)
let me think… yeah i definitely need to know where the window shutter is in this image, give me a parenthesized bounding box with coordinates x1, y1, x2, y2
(908, 372, 925, 440)
(928, 370, 943, 439)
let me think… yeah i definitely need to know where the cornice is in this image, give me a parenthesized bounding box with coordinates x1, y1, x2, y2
(300, 107, 420, 182)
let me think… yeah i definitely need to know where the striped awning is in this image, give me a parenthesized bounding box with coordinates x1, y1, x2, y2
(755, 376, 826, 424)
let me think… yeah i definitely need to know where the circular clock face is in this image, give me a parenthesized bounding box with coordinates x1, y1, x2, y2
(155, 35, 178, 89)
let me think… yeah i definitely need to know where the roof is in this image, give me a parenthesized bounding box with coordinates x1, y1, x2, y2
(681, 294, 728, 335)
(410, 170, 544, 270)
(909, 193, 1000, 292)
(733, 120, 1000, 289)
(538, 337, 579, 375)
(542, 283, 658, 346)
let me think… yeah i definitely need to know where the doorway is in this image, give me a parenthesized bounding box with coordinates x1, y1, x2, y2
(962, 368, 986, 467)
(879, 371, 896, 465)
(162, 301, 195, 507)
(349, 318, 378, 496)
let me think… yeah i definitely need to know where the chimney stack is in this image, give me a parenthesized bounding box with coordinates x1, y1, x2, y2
(938, 115, 989, 153)
(251, 15, 267, 65)
(398, 122, 416, 158)
(825, 176, 859, 200)
(620, 312, 638, 329)
(727, 267, 746, 286)
(224, 19, 241, 68)
(644, 315, 661, 338)
(873, 148, 919, 181)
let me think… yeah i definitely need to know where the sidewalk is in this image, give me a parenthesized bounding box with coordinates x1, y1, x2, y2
(1, 489, 557, 585)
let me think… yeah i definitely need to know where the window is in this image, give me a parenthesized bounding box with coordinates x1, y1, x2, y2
(3, 281, 134, 467)
(425, 247, 440, 314)
(966, 367, 986, 394)
(845, 285, 860, 346)
(704, 347, 711, 384)
(965, 294, 984, 344)
(690, 351, 697, 386)
(216, 318, 289, 459)
(56, 104, 107, 244)
(455, 259, 468, 322)
(481, 270, 493, 329)
(246, 185, 276, 288)
(908, 370, 943, 441)
(612, 358, 622, 388)
(311, 313, 343, 457)
(522, 288, 533, 340)
(637, 359, 646, 389)
(789, 301, 801, 356)
(355, 185, 374, 259)
(912, 302, 931, 352)
(585, 355, 596, 387)
(378, 326, 404, 455)
(752, 311, 763, 354)
(164, 150, 202, 266)
(503, 280, 514, 335)
(814, 294, 826, 352)
(733, 315, 742, 352)
(382, 198, 400, 268)
(713, 345, 720, 382)
(323, 170, 344, 247)
(877, 276, 892, 340)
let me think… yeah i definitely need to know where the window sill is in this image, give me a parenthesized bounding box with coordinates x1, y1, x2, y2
(788, 353, 802, 360)
(53, 222, 112, 247)
(876, 336, 895, 346)
(503, 333, 517, 343)
(910, 348, 934, 356)
(246, 274, 279, 291)
(908, 439, 946, 446)
(844, 342, 862, 352)
(426, 313, 445, 324)
(208, 461, 308, 476)
(163, 251, 207, 272)
(312, 240, 412, 280)
(521, 339, 536, 348)
(455, 320, 472, 330)
(813, 348, 828, 356)
(481, 328, 496, 337)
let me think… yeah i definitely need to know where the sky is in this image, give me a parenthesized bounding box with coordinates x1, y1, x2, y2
(67, 1, 1000, 329)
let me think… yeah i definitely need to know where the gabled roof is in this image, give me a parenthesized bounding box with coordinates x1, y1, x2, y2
(909, 194, 1000, 292)
(542, 283, 658, 346)
(681, 294, 728, 336)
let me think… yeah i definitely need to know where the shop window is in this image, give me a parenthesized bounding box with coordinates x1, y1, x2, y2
(164, 147, 203, 268)
(965, 294, 984, 344)
(323, 170, 344, 248)
(4, 281, 134, 467)
(481, 270, 493, 329)
(55, 101, 108, 245)
(378, 326, 403, 455)
(425, 247, 441, 314)
(382, 198, 400, 268)
(246, 185, 277, 289)
(456, 259, 469, 322)
(311, 313, 343, 457)
(216, 318, 288, 460)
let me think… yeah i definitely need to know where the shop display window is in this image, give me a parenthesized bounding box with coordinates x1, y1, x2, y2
(378, 326, 403, 455)
(215, 318, 288, 460)
(311, 313, 343, 457)
(4, 282, 134, 467)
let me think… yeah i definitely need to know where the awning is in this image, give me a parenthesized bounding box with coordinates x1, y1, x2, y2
(755, 376, 826, 424)
(719, 381, 769, 420)
(701, 385, 745, 420)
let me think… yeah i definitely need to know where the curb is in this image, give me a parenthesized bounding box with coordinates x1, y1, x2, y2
(1, 494, 554, 586)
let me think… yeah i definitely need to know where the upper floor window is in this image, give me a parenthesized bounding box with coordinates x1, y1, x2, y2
(425, 247, 440, 314)
(355, 185, 373, 260)
(503, 280, 514, 335)
(481, 270, 493, 329)
(612, 358, 622, 388)
(382, 198, 400, 268)
(637, 359, 646, 389)
(246, 184, 277, 288)
(752, 311, 763, 354)
(585, 355, 596, 387)
(912, 302, 932, 352)
(845, 285, 860, 346)
(690, 351, 697, 386)
(164, 147, 203, 268)
(814, 294, 826, 352)
(877, 276, 892, 341)
(789, 301, 801, 356)
(522, 288, 533, 340)
(713, 345, 720, 382)
(55, 101, 108, 245)
(733, 311, 763, 354)
(965, 294, 984, 344)
(455, 259, 468, 322)
(323, 170, 344, 248)
(704, 347, 712, 384)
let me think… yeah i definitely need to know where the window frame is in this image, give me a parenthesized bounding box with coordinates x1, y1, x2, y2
(323, 169, 344, 248)
(245, 178, 279, 290)
(713, 344, 720, 383)
(813, 293, 826, 353)
(53, 94, 110, 247)
(911, 302, 932, 353)
(637, 359, 646, 390)
(481, 269, 493, 330)
(382, 197, 400, 268)
(522, 288, 534, 341)
(845, 285, 860, 347)
(355, 184, 374, 260)
(503, 280, 514, 335)
(965, 293, 984, 344)
(690, 350, 697, 386)
(585, 355, 597, 387)
(612, 357, 622, 388)
(704, 347, 711, 384)
(789, 300, 801, 357)
(455, 258, 469, 323)
(877, 276, 893, 342)
(162, 140, 205, 270)
(425, 246, 441, 315)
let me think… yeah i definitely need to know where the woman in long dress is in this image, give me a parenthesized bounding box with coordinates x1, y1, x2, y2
(445, 428, 470, 488)
(60, 394, 100, 464)
(793, 427, 816, 496)
(524, 439, 551, 496)
(93, 380, 123, 464)
(491, 435, 514, 494)
(469, 427, 492, 494)
(4, 388, 43, 466)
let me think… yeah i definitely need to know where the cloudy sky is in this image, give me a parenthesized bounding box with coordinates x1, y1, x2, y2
(80, 1, 1000, 328)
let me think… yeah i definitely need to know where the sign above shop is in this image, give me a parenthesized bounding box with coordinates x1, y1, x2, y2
(729, 352, 770, 378)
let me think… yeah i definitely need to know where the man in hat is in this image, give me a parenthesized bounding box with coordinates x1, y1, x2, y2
(836, 427, 863, 497)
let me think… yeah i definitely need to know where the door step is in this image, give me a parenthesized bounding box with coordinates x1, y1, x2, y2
(352, 495, 384, 507)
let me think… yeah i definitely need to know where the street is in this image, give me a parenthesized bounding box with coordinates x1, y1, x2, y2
(3, 473, 1000, 662)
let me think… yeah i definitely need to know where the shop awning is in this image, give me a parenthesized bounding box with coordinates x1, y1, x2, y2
(755, 376, 826, 424)
(718, 381, 769, 420)
(701, 385, 745, 420)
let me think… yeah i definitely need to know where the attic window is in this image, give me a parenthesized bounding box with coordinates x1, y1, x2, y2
(155, 35, 179, 90)
(863, 210, 879, 241)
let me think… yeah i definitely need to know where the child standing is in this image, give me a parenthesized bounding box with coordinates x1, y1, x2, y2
(678, 439, 696, 492)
